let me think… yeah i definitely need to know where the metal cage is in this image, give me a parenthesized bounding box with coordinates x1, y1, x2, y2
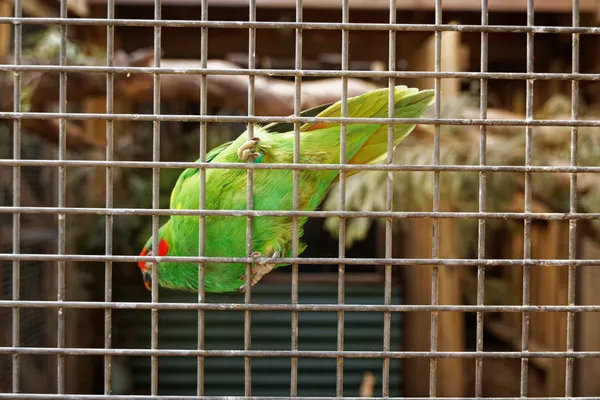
(1, 0, 599, 398)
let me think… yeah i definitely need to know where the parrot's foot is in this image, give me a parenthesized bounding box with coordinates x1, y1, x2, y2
(239, 263, 275, 292)
(239, 251, 280, 292)
(237, 137, 261, 162)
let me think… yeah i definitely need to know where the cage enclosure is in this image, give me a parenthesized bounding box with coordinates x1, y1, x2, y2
(1, 0, 600, 399)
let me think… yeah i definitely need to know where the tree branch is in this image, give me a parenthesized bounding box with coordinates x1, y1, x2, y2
(0, 48, 378, 150)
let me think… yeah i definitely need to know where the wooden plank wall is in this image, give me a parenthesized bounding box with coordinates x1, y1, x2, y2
(491, 219, 570, 396)
(576, 235, 600, 397)
(402, 213, 465, 397)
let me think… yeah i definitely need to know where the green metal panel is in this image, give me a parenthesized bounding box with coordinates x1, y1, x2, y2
(128, 282, 403, 397)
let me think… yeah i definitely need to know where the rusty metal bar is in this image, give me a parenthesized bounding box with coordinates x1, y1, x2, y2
(337, 0, 350, 396)
(520, 0, 536, 394)
(4, 17, 600, 35)
(4, 63, 600, 82)
(5, 253, 600, 267)
(56, 0, 68, 394)
(476, 0, 489, 395)
(1, 347, 599, 359)
(382, 0, 396, 395)
(566, 0, 580, 395)
(6, 206, 600, 220)
(290, 0, 302, 396)
(196, 0, 208, 396)
(104, 0, 116, 395)
(2, 300, 600, 312)
(429, 0, 442, 394)
(150, 0, 162, 396)
(11, 0, 22, 394)
(4, 111, 600, 127)
(243, 0, 257, 396)
(6, 159, 600, 174)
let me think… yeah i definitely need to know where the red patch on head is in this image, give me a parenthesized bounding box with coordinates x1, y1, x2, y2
(138, 247, 147, 271)
(158, 239, 169, 257)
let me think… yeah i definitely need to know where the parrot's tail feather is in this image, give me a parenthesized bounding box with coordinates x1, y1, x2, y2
(303, 85, 435, 171)
(348, 88, 435, 168)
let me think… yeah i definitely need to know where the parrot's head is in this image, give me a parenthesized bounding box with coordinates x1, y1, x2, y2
(138, 223, 171, 291)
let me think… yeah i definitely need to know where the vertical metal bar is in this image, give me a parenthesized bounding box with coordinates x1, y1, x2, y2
(475, 0, 489, 397)
(430, 0, 442, 396)
(11, 0, 22, 393)
(290, 0, 302, 396)
(104, 0, 116, 395)
(382, 0, 396, 397)
(56, 0, 68, 394)
(521, 0, 535, 395)
(244, 0, 257, 396)
(197, 0, 208, 396)
(151, 0, 162, 396)
(337, 0, 349, 397)
(566, 0, 579, 396)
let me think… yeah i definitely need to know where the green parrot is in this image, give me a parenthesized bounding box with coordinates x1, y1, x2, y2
(138, 85, 435, 293)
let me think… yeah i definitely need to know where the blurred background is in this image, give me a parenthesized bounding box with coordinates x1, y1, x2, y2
(1, 0, 600, 397)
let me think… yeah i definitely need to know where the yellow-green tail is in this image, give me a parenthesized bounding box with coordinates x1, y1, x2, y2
(299, 85, 435, 174)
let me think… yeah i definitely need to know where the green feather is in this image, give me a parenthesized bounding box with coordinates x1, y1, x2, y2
(139, 85, 435, 294)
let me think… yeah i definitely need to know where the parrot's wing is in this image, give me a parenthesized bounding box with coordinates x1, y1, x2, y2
(166, 106, 324, 210)
(298, 86, 417, 132)
(168, 140, 233, 209)
(206, 140, 234, 162)
(261, 102, 333, 133)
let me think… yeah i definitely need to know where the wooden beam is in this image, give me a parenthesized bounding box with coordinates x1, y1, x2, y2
(575, 237, 600, 396)
(409, 21, 462, 102)
(87, 0, 600, 13)
(82, 97, 107, 208)
(402, 220, 434, 397)
(21, 0, 58, 17)
(7, 0, 88, 18)
(543, 220, 569, 397)
(61, 0, 90, 16)
(0, 0, 11, 59)
(402, 202, 465, 398)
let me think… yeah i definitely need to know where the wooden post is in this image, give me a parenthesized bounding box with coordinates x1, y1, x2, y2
(516, 220, 569, 395)
(402, 27, 465, 396)
(0, 0, 11, 59)
(82, 97, 107, 207)
(575, 236, 600, 397)
(402, 202, 465, 397)
(409, 20, 462, 101)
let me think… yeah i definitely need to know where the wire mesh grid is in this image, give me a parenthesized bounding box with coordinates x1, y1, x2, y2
(0, 0, 599, 398)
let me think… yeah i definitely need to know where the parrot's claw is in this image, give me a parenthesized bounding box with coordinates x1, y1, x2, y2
(239, 251, 280, 292)
(239, 263, 275, 292)
(258, 251, 279, 265)
(237, 137, 261, 162)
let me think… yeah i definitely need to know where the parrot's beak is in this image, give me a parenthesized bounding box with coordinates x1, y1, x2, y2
(143, 271, 152, 291)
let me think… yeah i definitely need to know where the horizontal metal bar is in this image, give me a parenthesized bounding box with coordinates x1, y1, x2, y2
(0, 253, 596, 267)
(1, 17, 600, 35)
(1, 396, 599, 400)
(2, 63, 600, 82)
(0, 300, 599, 313)
(0, 206, 597, 220)
(0, 347, 599, 359)
(2, 158, 600, 174)
(1, 111, 600, 128)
